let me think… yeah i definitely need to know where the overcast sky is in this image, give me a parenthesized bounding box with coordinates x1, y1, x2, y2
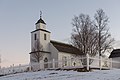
(0, 0, 120, 67)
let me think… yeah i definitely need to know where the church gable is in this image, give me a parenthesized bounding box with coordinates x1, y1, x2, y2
(50, 40, 84, 55)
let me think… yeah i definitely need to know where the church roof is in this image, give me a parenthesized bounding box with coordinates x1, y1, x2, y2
(36, 18, 46, 24)
(31, 29, 51, 33)
(50, 40, 84, 55)
(109, 49, 120, 58)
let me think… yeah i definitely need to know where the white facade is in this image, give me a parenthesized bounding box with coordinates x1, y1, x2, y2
(31, 26, 50, 52)
(49, 43, 58, 60)
(36, 23, 46, 30)
(58, 52, 82, 67)
(111, 57, 120, 68)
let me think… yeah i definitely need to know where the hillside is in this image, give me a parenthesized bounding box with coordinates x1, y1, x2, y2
(0, 69, 120, 80)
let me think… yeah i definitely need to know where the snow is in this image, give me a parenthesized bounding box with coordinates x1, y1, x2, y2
(0, 69, 120, 80)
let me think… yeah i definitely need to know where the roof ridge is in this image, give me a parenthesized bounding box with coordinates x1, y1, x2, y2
(50, 40, 72, 46)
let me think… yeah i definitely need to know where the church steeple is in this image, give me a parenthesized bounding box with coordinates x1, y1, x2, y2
(36, 11, 46, 30)
(36, 11, 46, 25)
(31, 12, 50, 55)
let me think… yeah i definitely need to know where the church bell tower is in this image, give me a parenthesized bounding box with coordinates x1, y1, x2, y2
(30, 11, 51, 62)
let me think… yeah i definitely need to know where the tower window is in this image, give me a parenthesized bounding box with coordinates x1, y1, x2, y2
(44, 34, 46, 40)
(34, 34, 37, 40)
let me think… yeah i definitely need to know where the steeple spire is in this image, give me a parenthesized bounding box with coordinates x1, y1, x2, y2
(36, 11, 46, 25)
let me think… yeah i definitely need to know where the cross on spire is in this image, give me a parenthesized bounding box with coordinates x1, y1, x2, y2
(36, 11, 46, 24)
(40, 11, 42, 18)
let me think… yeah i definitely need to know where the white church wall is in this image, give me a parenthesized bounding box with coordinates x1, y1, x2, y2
(58, 52, 71, 67)
(36, 23, 46, 30)
(31, 31, 40, 51)
(30, 53, 50, 63)
(49, 43, 59, 61)
(112, 57, 120, 68)
(58, 52, 71, 61)
(31, 30, 50, 52)
(112, 57, 120, 61)
(58, 52, 82, 67)
(30, 52, 51, 71)
(39, 31, 50, 52)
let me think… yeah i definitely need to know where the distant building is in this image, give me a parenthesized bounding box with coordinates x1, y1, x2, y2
(109, 49, 120, 68)
(29, 14, 84, 69)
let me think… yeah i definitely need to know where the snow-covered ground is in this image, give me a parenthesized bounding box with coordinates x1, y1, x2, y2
(0, 69, 120, 80)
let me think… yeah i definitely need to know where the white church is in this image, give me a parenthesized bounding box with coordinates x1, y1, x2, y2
(29, 14, 84, 69)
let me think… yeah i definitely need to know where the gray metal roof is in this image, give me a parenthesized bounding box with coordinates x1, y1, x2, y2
(51, 40, 84, 55)
(36, 18, 46, 24)
(109, 49, 120, 58)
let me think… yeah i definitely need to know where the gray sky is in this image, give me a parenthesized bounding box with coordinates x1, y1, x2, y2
(0, 0, 120, 67)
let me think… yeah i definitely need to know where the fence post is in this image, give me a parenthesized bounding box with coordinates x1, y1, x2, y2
(2, 68, 4, 75)
(12, 64, 14, 73)
(39, 60, 44, 70)
(60, 59, 62, 68)
(110, 58, 112, 69)
(86, 54, 89, 71)
(68, 57, 71, 67)
(42, 60, 44, 70)
(29, 63, 31, 71)
(18, 64, 21, 72)
(52, 59, 55, 69)
(100, 56, 102, 70)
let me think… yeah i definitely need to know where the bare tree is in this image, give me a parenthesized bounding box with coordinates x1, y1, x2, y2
(71, 9, 114, 66)
(71, 14, 98, 57)
(71, 14, 98, 65)
(31, 39, 44, 63)
(94, 9, 114, 57)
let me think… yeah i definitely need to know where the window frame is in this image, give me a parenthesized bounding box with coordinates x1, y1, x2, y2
(44, 33, 47, 40)
(34, 34, 37, 40)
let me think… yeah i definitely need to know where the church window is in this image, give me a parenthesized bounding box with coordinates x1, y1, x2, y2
(34, 34, 37, 40)
(62, 56, 67, 66)
(44, 34, 47, 40)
